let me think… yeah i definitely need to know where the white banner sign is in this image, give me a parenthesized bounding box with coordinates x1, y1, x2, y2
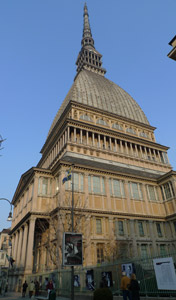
(153, 257, 176, 290)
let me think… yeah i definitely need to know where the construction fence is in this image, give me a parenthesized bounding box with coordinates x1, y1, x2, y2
(26, 252, 176, 298)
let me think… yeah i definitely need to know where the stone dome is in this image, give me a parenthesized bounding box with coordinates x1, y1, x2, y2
(48, 69, 149, 137)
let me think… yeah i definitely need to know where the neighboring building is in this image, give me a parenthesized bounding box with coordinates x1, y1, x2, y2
(0, 228, 11, 292)
(0, 228, 11, 268)
(167, 35, 176, 61)
(9, 4, 176, 291)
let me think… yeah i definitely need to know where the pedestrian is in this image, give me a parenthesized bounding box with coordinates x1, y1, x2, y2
(120, 271, 132, 300)
(129, 273, 140, 300)
(22, 281, 28, 297)
(29, 280, 35, 298)
(99, 274, 108, 288)
(35, 280, 40, 296)
(46, 279, 53, 299)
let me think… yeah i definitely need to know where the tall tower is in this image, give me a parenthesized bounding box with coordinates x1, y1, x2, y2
(9, 3, 176, 291)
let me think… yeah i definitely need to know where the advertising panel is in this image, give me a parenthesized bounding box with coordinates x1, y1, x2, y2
(63, 232, 83, 266)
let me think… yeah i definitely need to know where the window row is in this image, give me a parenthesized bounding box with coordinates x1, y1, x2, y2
(39, 175, 176, 204)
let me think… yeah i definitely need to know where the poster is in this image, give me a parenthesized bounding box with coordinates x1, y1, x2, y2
(121, 263, 133, 278)
(153, 257, 176, 290)
(86, 269, 94, 290)
(74, 275, 80, 287)
(101, 271, 113, 287)
(62, 232, 83, 266)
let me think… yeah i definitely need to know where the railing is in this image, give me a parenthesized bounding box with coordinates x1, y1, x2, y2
(24, 252, 176, 298)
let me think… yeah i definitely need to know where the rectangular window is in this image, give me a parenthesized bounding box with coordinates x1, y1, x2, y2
(156, 223, 162, 237)
(148, 185, 157, 201)
(65, 173, 84, 192)
(1, 253, 4, 259)
(118, 221, 124, 235)
(141, 244, 148, 258)
(109, 179, 112, 195)
(109, 179, 125, 198)
(42, 178, 48, 195)
(88, 175, 106, 194)
(102, 178, 105, 195)
(88, 176, 91, 192)
(93, 176, 101, 194)
(164, 183, 172, 199)
(38, 177, 50, 196)
(132, 183, 139, 199)
(80, 174, 84, 192)
(74, 173, 79, 191)
(96, 219, 102, 234)
(138, 222, 144, 236)
(97, 244, 104, 263)
(129, 182, 143, 200)
(160, 244, 167, 256)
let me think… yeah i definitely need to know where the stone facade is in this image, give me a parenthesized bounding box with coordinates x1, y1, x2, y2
(9, 3, 176, 291)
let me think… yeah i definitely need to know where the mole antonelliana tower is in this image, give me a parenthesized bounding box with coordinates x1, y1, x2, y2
(9, 3, 176, 290)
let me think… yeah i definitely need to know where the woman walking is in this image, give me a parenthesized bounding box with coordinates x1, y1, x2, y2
(129, 273, 140, 300)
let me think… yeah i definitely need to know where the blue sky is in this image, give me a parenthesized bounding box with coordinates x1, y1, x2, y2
(0, 0, 175, 231)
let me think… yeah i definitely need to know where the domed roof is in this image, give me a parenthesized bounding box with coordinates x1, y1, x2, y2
(48, 69, 149, 137)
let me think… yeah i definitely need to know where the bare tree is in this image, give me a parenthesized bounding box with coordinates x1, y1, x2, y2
(35, 191, 91, 270)
(0, 135, 6, 155)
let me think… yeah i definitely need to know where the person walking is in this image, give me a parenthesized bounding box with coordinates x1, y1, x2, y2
(46, 279, 53, 299)
(129, 273, 140, 300)
(22, 281, 28, 297)
(29, 281, 35, 298)
(120, 271, 132, 300)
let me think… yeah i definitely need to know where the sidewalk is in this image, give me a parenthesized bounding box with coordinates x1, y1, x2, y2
(0, 292, 70, 300)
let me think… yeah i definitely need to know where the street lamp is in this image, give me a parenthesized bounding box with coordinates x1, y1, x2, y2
(0, 198, 13, 222)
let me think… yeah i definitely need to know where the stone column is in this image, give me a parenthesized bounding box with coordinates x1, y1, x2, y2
(21, 223, 28, 268)
(67, 126, 70, 141)
(25, 218, 36, 271)
(92, 132, 95, 146)
(115, 139, 117, 152)
(130, 143, 133, 156)
(120, 140, 123, 153)
(14, 231, 19, 263)
(80, 129, 83, 143)
(109, 137, 112, 150)
(74, 128, 76, 142)
(104, 136, 106, 149)
(98, 134, 100, 148)
(16, 228, 23, 267)
(125, 142, 128, 155)
(135, 144, 138, 157)
(86, 131, 89, 145)
(11, 235, 15, 258)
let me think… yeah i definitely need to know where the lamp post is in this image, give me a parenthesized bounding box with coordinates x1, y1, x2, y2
(0, 198, 13, 222)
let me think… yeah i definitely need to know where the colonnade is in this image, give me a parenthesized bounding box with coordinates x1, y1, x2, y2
(11, 217, 35, 271)
(44, 126, 169, 169)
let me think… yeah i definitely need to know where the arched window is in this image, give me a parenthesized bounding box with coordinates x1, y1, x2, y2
(96, 119, 108, 126)
(112, 123, 123, 130)
(80, 114, 93, 122)
(140, 132, 149, 138)
(126, 127, 136, 135)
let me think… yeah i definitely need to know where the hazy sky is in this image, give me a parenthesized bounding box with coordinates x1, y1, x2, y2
(0, 0, 175, 231)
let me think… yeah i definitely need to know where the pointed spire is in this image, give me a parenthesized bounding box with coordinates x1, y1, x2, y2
(75, 3, 106, 78)
(82, 3, 94, 48)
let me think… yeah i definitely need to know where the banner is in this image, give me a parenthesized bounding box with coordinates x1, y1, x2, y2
(62, 232, 83, 266)
(153, 257, 176, 290)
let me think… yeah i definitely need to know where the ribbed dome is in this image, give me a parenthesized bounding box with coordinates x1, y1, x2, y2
(48, 69, 149, 137)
